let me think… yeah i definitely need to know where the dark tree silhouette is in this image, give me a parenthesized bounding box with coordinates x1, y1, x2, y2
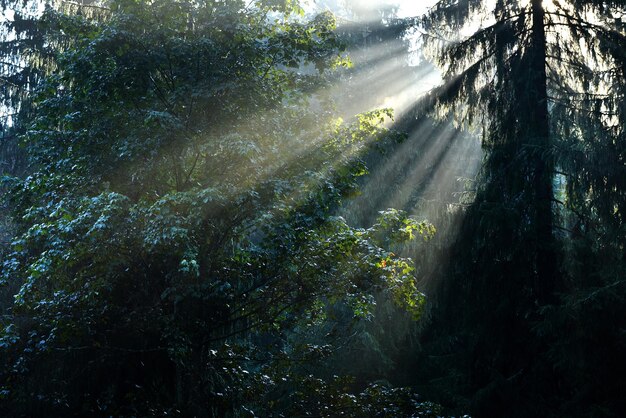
(415, 1, 626, 416)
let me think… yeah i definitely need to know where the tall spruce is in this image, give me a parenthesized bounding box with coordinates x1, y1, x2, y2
(415, 0, 626, 416)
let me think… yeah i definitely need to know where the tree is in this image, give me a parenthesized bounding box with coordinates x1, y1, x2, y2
(414, 1, 626, 416)
(0, 1, 443, 416)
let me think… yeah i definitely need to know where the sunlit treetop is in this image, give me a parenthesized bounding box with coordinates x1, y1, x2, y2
(415, 0, 625, 132)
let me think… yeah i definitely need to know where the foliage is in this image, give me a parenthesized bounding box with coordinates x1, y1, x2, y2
(0, 0, 445, 416)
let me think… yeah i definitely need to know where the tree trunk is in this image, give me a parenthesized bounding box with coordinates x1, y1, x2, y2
(530, 0, 556, 303)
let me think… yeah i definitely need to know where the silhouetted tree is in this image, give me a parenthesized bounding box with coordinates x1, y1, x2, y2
(415, 1, 626, 416)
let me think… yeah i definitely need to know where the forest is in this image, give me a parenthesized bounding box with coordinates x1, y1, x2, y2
(0, 0, 625, 417)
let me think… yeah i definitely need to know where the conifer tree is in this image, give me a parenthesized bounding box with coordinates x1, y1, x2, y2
(415, 1, 626, 416)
